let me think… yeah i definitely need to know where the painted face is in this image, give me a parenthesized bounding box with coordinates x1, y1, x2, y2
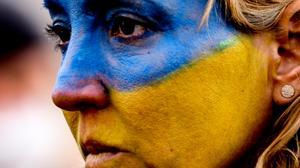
(45, 0, 273, 167)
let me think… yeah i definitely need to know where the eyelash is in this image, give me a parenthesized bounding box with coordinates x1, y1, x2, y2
(45, 24, 70, 51)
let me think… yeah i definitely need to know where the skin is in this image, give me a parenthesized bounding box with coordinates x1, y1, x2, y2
(44, 0, 275, 167)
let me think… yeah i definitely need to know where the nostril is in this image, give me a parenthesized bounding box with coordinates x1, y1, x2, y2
(52, 81, 110, 111)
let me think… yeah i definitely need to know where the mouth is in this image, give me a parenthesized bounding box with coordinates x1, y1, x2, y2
(82, 140, 129, 168)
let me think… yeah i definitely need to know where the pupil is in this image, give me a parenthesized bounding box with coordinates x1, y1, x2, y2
(55, 26, 69, 42)
(60, 31, 69, 42)
(120, 19, 135, 35)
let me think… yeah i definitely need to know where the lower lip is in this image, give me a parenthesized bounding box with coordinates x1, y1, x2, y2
(85, 152, 125, 168)
(85, 152, 149, 168)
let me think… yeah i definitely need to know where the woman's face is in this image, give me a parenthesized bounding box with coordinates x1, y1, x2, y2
(45, 0, 274, 167)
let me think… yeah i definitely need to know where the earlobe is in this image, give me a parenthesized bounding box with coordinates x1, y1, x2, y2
(273, 67, 300, 105)
(272, 0, 300, 105)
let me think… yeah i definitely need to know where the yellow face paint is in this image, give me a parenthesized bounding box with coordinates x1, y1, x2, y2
(64, 35, 273, 168)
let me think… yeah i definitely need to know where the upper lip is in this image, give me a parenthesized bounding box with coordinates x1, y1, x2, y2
(81, 140, 128, 158)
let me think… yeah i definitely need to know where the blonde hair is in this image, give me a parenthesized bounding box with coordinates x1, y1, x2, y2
(202, 0, 299, 167)
(201, 0, 293, 31)
(256, 97, 300, 168)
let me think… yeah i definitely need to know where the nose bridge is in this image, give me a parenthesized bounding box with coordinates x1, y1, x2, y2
(62, 23, 104, 77)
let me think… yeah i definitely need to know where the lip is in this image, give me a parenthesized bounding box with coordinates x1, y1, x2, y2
(82, 140, 129, 167)
(85, 152, 127, 168)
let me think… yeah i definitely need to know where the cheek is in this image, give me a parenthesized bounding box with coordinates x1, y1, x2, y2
(111, 36, 273, 167)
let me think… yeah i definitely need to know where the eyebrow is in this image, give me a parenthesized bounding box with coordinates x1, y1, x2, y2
(84, 0, 167, 11)
(43, 0, 65, 14)
(83, 0, 171, 23)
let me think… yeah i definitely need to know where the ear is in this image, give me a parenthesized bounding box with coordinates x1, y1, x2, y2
(273, 0, 300, 105)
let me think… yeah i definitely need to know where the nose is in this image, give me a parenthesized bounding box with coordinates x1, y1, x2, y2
(52, 78, 110, 111)
(51, 24, 111, 111)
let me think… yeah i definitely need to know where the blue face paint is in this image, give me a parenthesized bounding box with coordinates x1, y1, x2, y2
(45, 0, 237, 91)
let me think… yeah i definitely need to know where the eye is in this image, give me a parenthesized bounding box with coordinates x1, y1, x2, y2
(110, 16, 147, 39)
(46, 23, 71, 48)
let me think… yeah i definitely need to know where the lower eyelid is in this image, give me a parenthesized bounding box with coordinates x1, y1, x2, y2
(112, 31, 153, 43)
